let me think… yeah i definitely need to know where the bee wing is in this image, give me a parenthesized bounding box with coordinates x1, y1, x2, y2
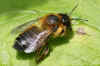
(24, 30, 52, 53)
(11, 18, 40, 34)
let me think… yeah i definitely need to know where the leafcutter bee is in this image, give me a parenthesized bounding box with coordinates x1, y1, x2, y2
(12, 3, 88, 63)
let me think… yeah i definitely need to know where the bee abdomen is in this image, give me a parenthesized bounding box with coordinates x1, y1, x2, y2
(24, 30, 50, 53)
(13, 26, 40, 52)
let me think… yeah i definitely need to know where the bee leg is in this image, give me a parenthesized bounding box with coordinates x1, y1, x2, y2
(36, 42, 48, 56)
(36, 45, 49, 63)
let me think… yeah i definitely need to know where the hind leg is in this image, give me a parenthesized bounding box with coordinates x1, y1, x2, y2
(36, 46, 49, 63)
(35, 43, 49, 63)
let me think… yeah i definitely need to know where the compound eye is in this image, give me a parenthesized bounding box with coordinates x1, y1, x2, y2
(58, 14, 69, 24)
(59, 13, 72, 30)
(47, 15, 59, 25)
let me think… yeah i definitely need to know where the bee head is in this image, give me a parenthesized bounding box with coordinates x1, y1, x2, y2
(59, 13, 72, 31)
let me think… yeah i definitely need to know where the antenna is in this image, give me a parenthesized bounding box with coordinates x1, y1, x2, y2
(68, 3, 79, 16)
(68, 2, 88, 22)
(72, 17, 88, 21)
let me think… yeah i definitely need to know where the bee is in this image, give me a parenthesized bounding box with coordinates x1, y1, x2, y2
(12, 3, 88, 63)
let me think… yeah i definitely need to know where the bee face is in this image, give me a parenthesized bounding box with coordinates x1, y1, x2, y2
(58, 13, 72, 30)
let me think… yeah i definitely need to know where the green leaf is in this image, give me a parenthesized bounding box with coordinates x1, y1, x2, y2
(0, 0, 100, 66)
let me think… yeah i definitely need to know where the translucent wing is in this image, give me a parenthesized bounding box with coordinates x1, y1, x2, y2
(11, 18, 40, 34)
(13, 26, 52, 53)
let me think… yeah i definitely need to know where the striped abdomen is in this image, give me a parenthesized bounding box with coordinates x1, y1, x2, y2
(13, 26, 51, 53)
